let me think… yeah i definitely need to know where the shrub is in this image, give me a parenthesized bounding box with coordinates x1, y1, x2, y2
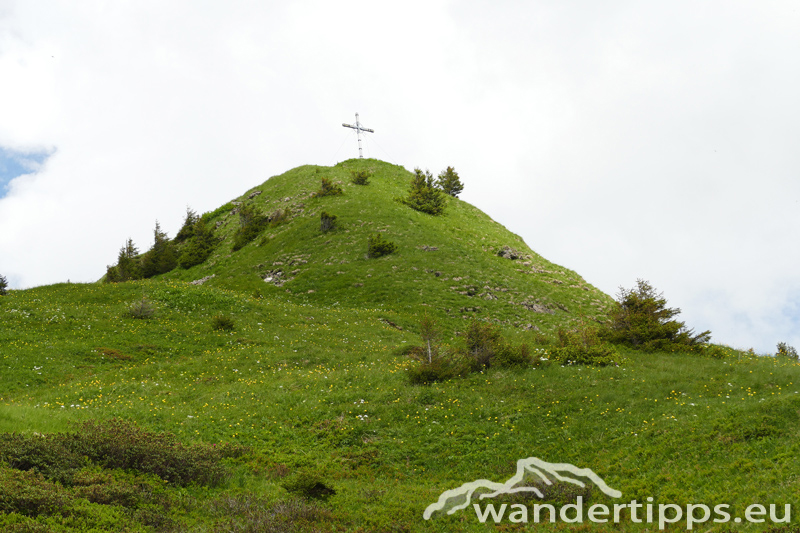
(600, 279, 711, 351)
(104, 238, 142, 283)
(406, 314, 467, 384)
(211, 315, 235, 331)
(178, 217, 217, 269)
(281, 471, 336, 501)
(314, 177, 343, 197)
(777, 342, 799, 360)
(127, 296, 155, 319)
(367, 233, 397, 258)
(320, 211, 337, 232)
(461, 320, 524, 370)
(549, 326, 621, 366)
(400, 168, 446, 215)
(0, 274, 8, 295)
(59, 418, 243, 487)
(268, 208, 290, 228)
(436, 166, 464, 197)
(0, 433, 85, 485)
(140, 222, 178, 278)
(350, 169, 371, 185)
(0, 465, 71, 517)
(174, 207, 199, 243)
(232, 204, 270, 251)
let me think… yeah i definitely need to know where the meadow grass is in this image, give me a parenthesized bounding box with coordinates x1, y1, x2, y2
(2, 160, 800, 531)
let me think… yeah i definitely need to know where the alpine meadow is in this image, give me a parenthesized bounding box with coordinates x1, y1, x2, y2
(2, 159, 799, 532)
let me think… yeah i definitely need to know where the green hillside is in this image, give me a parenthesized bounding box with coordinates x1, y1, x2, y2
(2, 160, 800, 532)
(157, 159, 613, 334)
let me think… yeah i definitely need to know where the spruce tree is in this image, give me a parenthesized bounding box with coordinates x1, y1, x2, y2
(401, 168, 446, 215)
(174, 207, 199, 243)
(179, 218, 217, 268)
(436, 166, 464, 197)
(0, 274, 8, 295)
(140, 221, 177, 277)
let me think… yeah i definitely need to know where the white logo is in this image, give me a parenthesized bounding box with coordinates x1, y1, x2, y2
(423, 456, 621, 520)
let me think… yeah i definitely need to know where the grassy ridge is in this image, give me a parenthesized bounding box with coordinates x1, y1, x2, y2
(2, 159, 800, 531)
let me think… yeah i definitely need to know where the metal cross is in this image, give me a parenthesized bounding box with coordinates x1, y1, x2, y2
(342, 113, 374, 159)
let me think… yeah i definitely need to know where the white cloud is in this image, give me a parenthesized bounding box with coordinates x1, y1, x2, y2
(0, 1, 798, 352)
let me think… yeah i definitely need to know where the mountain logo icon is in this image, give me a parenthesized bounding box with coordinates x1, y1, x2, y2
(423, 456, 622, 520)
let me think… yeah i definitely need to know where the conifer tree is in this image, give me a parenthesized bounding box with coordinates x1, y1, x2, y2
(179, 218, 217, 268)
(436, 166, 464, 197)
(140, 221, 177, 277)
(174, 207, 199, 243)
(0, 274, 8, 295)
(401, 168, 446, 215)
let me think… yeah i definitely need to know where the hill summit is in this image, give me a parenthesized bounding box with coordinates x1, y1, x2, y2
(108, 158, 613, 332)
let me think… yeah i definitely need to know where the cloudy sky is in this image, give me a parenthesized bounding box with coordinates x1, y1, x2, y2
(1, 1, 798, 353)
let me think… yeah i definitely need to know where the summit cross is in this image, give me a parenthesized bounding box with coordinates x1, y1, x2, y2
(342, 113, 374, 159)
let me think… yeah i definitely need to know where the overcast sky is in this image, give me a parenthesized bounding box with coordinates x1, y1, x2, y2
(1, 1, 798, 353)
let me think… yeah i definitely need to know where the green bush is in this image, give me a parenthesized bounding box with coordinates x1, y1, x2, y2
(350, 169, 371, 185)
(126, 296, 155, 319)
(400, 168, 446, 215)
(178, 217, 217, 269)
(600, 279, 711, 351)
(320, 211, 337, 232)
(140, 222, 178, 278)
(436, 166, 464, 197)
(0, 274, 8, 295)
(0, 465, 71, 517)
(777, 342, 799, 360)
(174, 207, 199, 243)
(549, 326, 621, 366)
(59, 419, 245, 487)
(406, 314, 467, 384)
(211, 315, 235, 331)
(281, 471, 336, 501)
(314, 177, 343, 197)
(232, 204, 270, 251)
(367, 233, 397, 258)
(104, 238, 142, 283)
(0, 433, 85, 485)
(268, 208, 290, 228)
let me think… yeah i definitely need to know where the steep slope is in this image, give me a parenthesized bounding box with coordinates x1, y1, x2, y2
(159, 159, 613, 333)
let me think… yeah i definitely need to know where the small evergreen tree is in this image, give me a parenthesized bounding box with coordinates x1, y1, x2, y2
(105, 238, 142, 283)
(314, 177, 343, 197)
(140, 222, 177, 278)
(601, 279, 711, 350)
(0, 274, 8, 295)
(436, 166, 463, 197)
(367, 233, 397, 258)
(350, 169, 371, 185)
(320, 211, 337, 232)
(401, 168, 446, 215)
(232, 204, 270, 251)
(179, 218, 217, 269)
(174, 207, 199, 243)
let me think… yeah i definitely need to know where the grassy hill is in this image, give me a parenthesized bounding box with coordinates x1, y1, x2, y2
(158, 159, 613, 335)
(2, 160, 800, 532)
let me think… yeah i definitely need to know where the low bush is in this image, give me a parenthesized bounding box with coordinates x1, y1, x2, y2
(549, 326, 621, 366)
(777, 342, 799, 360)
(461, 320, 543, 370)
(281, 471, 336, 501)
(268, 208, 290, 228)
(367, 233, 397, 258)
(0, 433, 85, 485)
(126, 296, 155, 319)
(232, 205, 270, 252)
(59, 418, 246, 487)
(320, 211, 337, 232)
(211, 315, 235, 331)
(314, 177, 343, 197)
(0, 465, 71, 517)
(350, 169, 371, 185)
